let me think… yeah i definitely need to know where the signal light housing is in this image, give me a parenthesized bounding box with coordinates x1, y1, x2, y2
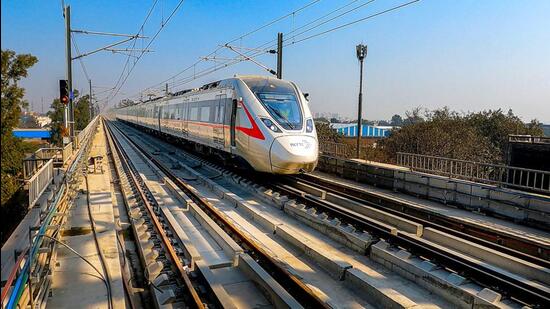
(59, 80, 69, 105)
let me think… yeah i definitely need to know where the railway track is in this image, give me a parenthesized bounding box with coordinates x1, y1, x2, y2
(105, 119, 325, 308)
(268, 177, 550, 307)
(290, 173, 550, 264)
(105, 119, 206, 308)
(111, 119, 550, 308)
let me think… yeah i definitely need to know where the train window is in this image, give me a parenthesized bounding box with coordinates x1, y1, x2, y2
(172, 105, 176, 119)
(218, 104, 225, 123)
(190, 103, 199, 121)
(242, 78, 303, 130)
(256, 93, 302, 130)
(200, 106, 210, 122)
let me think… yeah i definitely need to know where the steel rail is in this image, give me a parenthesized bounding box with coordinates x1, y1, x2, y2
(104, 120, 205, 309)
(293, 173, 550, 265)
(114, 119, 550, 307)
(108, 119, 328, 308)
(270, 182, 550, 308)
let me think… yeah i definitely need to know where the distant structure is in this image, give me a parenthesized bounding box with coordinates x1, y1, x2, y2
(507, 135, 550, 171)
(12, 128, 51, 140)
(331, 123, 392, 138)
(314, 112, 342, 121)
(19, 111, 51, 128)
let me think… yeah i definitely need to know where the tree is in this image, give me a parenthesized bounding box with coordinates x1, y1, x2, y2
(1, 50, 38, 205)
(380, 107, 544, 164)
(47, 98, 65, 146)
(390, 114, 403, 126)
(314, 121, 342, 143)
(48, 90, 91, 146)
(403, 107, 424, 125)
(74, 94, 90, 130)
(1, 50, 38, 244)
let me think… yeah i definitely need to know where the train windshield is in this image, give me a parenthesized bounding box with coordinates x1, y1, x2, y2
(243, 78, 303, 130)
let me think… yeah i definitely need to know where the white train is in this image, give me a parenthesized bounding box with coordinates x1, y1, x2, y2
(115, 75, 318, 174)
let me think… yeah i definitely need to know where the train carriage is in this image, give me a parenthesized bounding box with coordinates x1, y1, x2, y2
(115, 75, 318, 174)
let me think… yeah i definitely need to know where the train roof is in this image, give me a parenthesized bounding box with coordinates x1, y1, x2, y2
(116, 75, 281, 109)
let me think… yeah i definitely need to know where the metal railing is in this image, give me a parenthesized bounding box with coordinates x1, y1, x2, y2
(77, 116, 99, 143)
(22, 148, 62, 178)
(319, 141, 355, 158)
(26, 158, 54, 208)
(62, 142, 73, 164)
(396, 152, 550, 194)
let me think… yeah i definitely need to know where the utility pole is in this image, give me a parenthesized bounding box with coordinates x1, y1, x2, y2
(276, 33, 283, 79)
(89, 79, 93, 118)
(64, 5, 74, 145)
(355, 44, 367, 159)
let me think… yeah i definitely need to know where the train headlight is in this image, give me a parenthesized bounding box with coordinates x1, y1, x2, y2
(261, 118, 281, 133)
(306, 118, 314, 133)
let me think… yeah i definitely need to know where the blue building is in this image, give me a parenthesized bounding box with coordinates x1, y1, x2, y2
(12, 128, 51, 139)
(331, 123, 393, 138)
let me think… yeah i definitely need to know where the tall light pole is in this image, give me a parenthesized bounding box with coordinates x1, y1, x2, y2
(355, 44, 367, 159)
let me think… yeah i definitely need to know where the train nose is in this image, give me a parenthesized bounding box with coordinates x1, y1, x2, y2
(269, 135, 318, 174)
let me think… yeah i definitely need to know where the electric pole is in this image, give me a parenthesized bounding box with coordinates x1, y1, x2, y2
(276, 33, 283, 79)
(89, 79, 93, 118)
(355, 44, 367, 159)
(64, 5, 74, 145)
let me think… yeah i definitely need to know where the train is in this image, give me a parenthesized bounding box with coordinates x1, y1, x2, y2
(114, 75, 318, 174)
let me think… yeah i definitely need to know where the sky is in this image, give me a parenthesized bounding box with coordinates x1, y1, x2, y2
(2, 0, 549, 122)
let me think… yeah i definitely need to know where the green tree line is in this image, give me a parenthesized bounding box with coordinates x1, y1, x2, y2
(1, 49, 90, 244)
(317, 107, 543, 165)
(1, 50, 38, 243)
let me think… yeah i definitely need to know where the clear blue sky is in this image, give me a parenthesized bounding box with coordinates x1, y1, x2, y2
(2, 0, 549, 122)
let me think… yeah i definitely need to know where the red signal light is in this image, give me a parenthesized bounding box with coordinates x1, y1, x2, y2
(61, 96, 69, 105)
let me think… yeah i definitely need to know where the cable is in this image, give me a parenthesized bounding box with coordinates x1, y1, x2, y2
(149, 0, 378, 94)
(156, 0, 421, 91)
(288, 0, 421, 45)
(108, 0, 160, 98)
(85, 174, 114, 309)
(135, 0, 323, 98)
(250, 0, 372, 54)
(72, 33, 91, 82)
(106, 0, 186, 103)
(41, 235, 111, 303)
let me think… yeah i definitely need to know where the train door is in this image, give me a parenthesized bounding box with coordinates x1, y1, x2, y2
(230, 98, 237, 148)
(182, 100, 189, 137)
(154, 106, 161, 132)
(213, 94, 226, 148)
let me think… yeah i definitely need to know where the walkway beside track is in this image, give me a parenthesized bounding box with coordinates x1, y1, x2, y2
(47, 121, 125, 308)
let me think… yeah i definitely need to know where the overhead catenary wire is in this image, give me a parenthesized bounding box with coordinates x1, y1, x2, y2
(71, 33, 91, 82)
(135, 0, 323, 99)
(107, 0, 160, 97)
(287, 0, 421, 45)
(142, 0, 380, 96)
(161, 0, 421, 92)
(249, 0, 374, 54)
(105, 0, 186, 106)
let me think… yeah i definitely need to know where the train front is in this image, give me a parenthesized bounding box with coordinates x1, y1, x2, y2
(240, 77, 318, 174)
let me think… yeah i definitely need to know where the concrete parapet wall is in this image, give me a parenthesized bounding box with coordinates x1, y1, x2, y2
(317, 155, 550, 229)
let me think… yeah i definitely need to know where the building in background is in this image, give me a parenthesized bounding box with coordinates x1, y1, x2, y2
(331, 123, 393, 138)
